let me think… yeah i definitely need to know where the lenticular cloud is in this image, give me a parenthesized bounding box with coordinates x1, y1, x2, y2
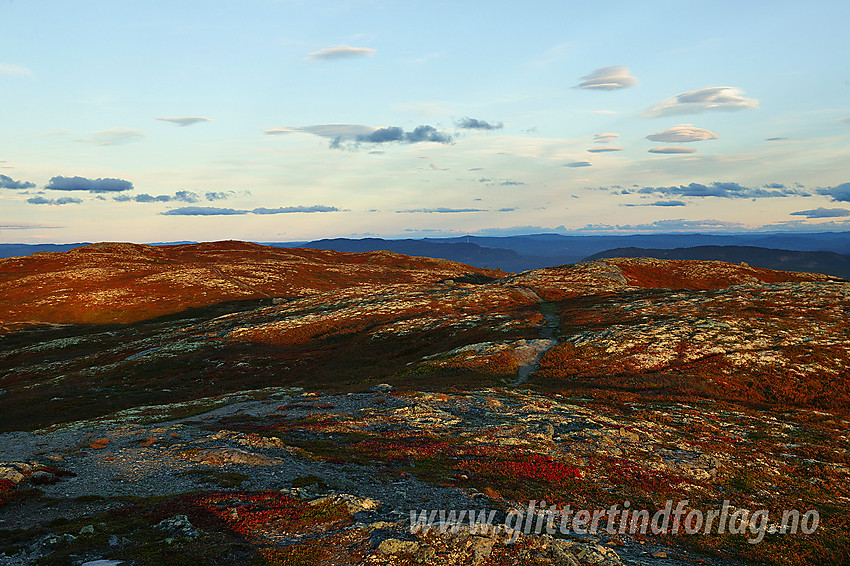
(646, 125, 719, 143)
(645, 87, 758, 117)
(576, 66, 638, 90)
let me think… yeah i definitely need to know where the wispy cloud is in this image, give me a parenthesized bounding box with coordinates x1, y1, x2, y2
(790, 207, 850, 218)
(576, 66, 637, 90)
(264, 124, 377, 142)
(162, 205, 340, 216)
(593, 133, 619, 144)
(270, 124, 454, 149)
(0, 62, 33, 76)
(587, 147, 623, 153)
(646, 124, 718, 143)
(531, 42, 573, 66)
(648, 146, 696, 154)
(579, 218, 746, 233)
(624, 200, 687, 207)
(114, 191, 199, 203)
(163, 206, 245, 216)
(42, 129, 73, 137)
(306, 46, 376, 61)
(0, 222, 62, 230)
(479, 178, 525, 186)
(252, 205, 339, 214)
(0, 174, 36, 190)
(155, 116, 212, 126)
(81, 128, 145, 146)
(644, 86, 758, 117)
(632, 181, 806, 199)
(396, 207, 486, 213)
(45, 176, 133, 193)
(401, 52, 443, 66)
(394, 102, 454, 116)
(457, 117, 503, 130)
(27, 196, 82, 205)
(565, 161, 592, 167)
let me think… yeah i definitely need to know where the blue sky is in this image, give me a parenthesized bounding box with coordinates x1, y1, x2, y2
(2, 0, 849, 243)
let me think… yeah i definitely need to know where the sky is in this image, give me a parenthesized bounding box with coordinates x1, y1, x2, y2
(1, 0, 849, 244)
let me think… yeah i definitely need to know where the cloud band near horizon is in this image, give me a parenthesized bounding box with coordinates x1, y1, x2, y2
(162, 205, 340, 216)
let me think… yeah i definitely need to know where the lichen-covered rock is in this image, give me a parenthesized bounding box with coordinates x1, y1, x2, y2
(180, 447, 283, 466)
(154, 515, 200, 538)
(377, 538, 421, 554)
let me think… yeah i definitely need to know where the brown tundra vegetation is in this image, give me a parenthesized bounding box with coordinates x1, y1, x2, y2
(0, 242, 847, 566)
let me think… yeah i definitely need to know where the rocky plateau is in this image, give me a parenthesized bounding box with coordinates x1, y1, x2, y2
(0, 242, 847, 565)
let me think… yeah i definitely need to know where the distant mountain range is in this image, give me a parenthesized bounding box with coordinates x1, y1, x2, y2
(269, 232, 850, 275)
(585, 245, 850, 280)
(4, 232, 850, 277)
(269, 238, 535, 272)
(0, 243, 91, 258)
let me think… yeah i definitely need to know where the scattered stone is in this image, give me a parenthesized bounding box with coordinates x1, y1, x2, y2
(324, 493, 381, 515)
(181, 447, 283, 466)
(154, 515, 200, 538)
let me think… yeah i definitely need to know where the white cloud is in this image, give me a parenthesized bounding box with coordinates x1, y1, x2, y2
(306, 46, 376, 61)
(587, 146, 623, 153)
(576, 66, 638, 90)
(648, 146, 697, 154)
(593, 133, 619, 143)
(81, 128, 145, 145)
(264, 124, 377, 139)
(646, 124, 719, 143)
(644, 86, 758, 117)
(155, 116, 212, 126)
